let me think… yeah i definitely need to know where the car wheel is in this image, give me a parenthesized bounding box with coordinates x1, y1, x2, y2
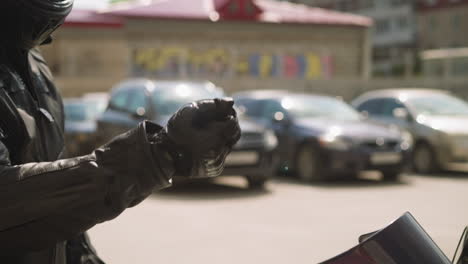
(295, 144, 325, 182)
(413, 143, 438, 174)
(246, 175, 267, 189)
(381, 169, 401, 181)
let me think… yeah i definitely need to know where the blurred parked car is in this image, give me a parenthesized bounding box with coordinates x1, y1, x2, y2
(96, 79, 278, 188)
(63, 94, 108, 156)
(82, 92, 109, 109)
(352, 89, 468, 174)
(234, 90, 412, 182)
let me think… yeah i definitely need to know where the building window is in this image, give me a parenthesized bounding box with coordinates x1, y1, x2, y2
(452, 58, 468, 77)
(336, 0, 359, 11)
(424, 59, 444, 77)
(336, 0, 348, 11)
(348, 0, 360, 11)
(429, 16, 437, 29)
(397, 16, 408, 29)
(425, 0, 438, 6)
(452, 14, 461, 29)
(358, 0, 374, 9)
(391, 0, 408, 6)
(375, 19, 391, 34)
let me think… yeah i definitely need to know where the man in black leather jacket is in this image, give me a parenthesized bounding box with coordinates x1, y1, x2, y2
(0, 1, 241, 263)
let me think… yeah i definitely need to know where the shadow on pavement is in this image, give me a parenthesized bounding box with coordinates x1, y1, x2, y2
(151, 180, 272, 201)
(272, 173, 411, 189)
(408, 171, 468, 179)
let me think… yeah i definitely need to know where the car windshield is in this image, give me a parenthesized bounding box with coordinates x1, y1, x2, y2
(64, 100, 106, 121)
(151, 83, 225, 116)
(406, 94, 468, 116)
(283, 96, 361, 121)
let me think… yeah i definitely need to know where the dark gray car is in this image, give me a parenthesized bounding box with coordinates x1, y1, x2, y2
(352, 88, 468, 174)
(63, 95, 108, 156)
(234, 90, 412, 182)
(96, 79, 278, 188)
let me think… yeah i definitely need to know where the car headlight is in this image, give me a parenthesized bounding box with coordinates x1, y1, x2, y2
(400, 131, 413, 151)
(318, 135, 352, 151)
(263, 130, 278, 150)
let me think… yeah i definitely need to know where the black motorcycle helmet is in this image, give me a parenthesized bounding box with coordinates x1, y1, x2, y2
(0, 0, 74, 50)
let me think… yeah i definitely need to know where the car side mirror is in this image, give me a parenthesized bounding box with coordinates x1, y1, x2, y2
(393, 108, 411, 122)
(272, 111, 291, 127)
(131, 107, 147, 119)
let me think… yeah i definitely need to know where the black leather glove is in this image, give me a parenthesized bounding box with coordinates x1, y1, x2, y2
(151, 98, 241, 178)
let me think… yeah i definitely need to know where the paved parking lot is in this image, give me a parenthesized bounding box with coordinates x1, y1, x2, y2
(89, 172, 468, 264)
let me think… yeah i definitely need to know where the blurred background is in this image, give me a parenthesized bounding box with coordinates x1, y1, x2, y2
(44, 0, 468, 263)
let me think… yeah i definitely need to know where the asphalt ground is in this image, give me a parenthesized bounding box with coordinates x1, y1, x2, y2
(89, 172, 468, 264)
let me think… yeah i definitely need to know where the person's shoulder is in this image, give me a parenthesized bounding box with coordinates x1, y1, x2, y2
(29, 47, 55, 81)
(30, 48, 47, 63)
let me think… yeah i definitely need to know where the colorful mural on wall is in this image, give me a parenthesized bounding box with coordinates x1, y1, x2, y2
(132, 47, 333, 80)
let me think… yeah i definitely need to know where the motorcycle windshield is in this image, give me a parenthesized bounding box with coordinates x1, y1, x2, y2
(320, 212, 452, 264)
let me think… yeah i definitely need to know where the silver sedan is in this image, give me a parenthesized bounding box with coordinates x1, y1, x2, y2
(352, 88, 468, 173)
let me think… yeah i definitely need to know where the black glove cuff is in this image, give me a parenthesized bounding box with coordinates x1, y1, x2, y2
(150, 131, 193, 177)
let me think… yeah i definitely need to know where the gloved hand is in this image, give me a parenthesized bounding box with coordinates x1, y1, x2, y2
(151, 98, 241, 178)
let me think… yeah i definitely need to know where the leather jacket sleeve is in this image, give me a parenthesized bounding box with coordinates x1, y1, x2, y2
(0, 121, 173, 254)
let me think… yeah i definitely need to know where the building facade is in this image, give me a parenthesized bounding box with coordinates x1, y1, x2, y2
(417, 0, 468, 78)
(41, 0, 372, 97)
(417, 0, 468, 50)
(278, 0, 417, 77)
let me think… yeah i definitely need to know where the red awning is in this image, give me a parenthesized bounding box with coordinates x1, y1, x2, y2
(64, 9, 124, 28)
(256, 0, 371, 26)
(66, 0, 372, 28)
(104, 0, 213, 20)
